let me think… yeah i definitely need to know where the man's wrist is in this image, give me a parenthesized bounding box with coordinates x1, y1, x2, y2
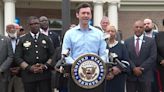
(25, 65, 32, 72)
(45, 63, 51, 69)
(44, 64, 48, 70)
(20, 62, 29, 70)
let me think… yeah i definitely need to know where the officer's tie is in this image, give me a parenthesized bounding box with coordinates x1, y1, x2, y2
(34, 34, 37, 43)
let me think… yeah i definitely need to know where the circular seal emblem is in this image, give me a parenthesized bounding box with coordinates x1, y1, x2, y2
(71, 54, 106, 89)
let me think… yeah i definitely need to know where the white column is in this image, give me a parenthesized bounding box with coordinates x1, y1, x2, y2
(108, 0, 120, 30)
(3, 0, 16, 36)
(93, 0, 104, 27)
(0, 3, 4, 35)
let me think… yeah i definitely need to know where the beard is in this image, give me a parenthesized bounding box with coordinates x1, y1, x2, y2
(8, 32, 17, 39)
(145, 28, 152, 33)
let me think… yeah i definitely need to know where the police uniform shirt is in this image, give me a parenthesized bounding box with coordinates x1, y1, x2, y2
(15, 32, 55, 82)
(15, 32, 54, 67)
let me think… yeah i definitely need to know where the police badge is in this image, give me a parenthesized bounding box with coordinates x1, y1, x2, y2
(23, 41, 31, 47)
(71, 54, 106, 89)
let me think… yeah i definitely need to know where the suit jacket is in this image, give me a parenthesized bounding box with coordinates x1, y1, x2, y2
(48, 30, 60, 49)
(155, 32, 164, 70)
(0, 35, 13, 72)
(15, 33, 55, 83)
(0, 35, 13, 82)
(124, 36, 157, 82)
(40, 29, 60, 67)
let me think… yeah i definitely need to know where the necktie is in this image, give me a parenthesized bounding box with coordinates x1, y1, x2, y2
(34, 34, 37, 43)
(135, 38, 140, 56)
(34, 34, 37, 39)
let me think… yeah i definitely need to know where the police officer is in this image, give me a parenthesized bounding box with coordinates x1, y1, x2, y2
(15, 16, 55, 92)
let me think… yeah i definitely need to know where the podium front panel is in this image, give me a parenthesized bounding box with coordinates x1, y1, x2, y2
(68, 54, 106, 92)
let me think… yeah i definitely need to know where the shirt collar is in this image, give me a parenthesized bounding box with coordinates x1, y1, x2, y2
(8, 36, 17, 40)
(134, 34, 144, 40)
(108, 40, 118, 48)
(76, 24, 92, 31)
(40, 28, 49, 32)
(40, 28, 49, 36)
(30, 32, 39, 39)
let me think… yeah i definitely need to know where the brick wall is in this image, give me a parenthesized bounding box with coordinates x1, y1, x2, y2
(119, 11, 164, 40)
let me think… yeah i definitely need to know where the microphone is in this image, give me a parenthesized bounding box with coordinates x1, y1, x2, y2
(104, 33, 110, 41)
(55, 49, 70, 68)
(109, 53, 129, 71)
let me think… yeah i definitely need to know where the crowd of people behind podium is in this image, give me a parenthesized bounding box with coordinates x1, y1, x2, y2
(1, 2, 164, 92)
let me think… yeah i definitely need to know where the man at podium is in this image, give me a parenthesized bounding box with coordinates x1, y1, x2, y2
(61, 3, 107, 92)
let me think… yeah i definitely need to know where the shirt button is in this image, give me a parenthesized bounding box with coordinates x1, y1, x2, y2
(36, 51, 38, 53)
(35, 40, 37, 42)
(35, 45, 38, 47)
(36, 57, 39, 59)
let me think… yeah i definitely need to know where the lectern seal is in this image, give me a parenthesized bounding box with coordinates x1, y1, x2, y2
(71, 54, 106, 89)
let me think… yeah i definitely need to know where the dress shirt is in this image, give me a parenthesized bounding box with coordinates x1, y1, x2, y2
(11, 38, 17, 53)
(40, 28, 49, 36)
(134, 34, 144, 51)
(62, 25, 107, 64)
(30, 32, 39, 39)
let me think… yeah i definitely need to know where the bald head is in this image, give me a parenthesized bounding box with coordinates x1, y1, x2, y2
(39, 16, 48, 21)
(144, 18, 153, 23)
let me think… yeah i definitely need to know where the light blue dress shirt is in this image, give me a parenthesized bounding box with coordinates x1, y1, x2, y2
(62, 25, 107, 64)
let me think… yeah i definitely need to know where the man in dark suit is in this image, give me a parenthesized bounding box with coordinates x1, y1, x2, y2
(144, 18, 159, 92)
(15, 16, 55, 92)
(39, 16, 60, 49)
(39, 16, 61, 92)
(0, 30, 14, 92)
(124, 20, 157, 92)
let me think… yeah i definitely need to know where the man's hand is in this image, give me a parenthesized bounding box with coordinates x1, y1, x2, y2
(112, 66, 121, 75)
(133, 67, 143, 76)
(28, 63, 49, 73)
(160, 60, 164, 66)
(10, 67, 20, 75)
(36, 63, 48, 70)
(30, 64, 43, 73)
